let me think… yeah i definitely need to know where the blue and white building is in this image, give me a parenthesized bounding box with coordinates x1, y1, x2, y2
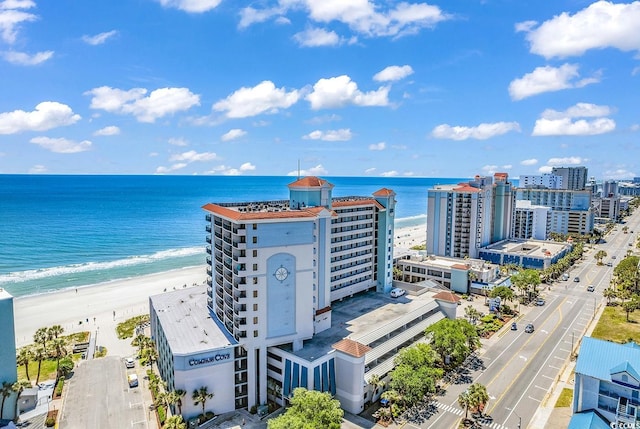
(0, 289, 17, 421)
(150, 177, 457, 418)
(570, 337, 640, 428)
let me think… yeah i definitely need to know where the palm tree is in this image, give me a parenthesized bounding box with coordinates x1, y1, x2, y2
(140, 346, 158, 369)
(33, 327, 48, 355)
(32, 344, 47, 385)
(368, 374, 386, 397)
(50, 337, 68, 378)
(163, 415, 187, 429)
(16, 347, 32, 381)
(468, 383, 489, 416)
(131, 334, 153, 356)
(0, 381, 13, 419)
(192, 386, 213, 416)
(603, 287, 618, 305)
(12, 380, 32, 419)
(457, 389, 472, 420)
(174, 389, 186, 415)
(48, 325, 64, 340)
(594, 250, 608, 265)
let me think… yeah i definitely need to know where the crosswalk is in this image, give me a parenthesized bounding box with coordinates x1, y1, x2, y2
(432, 401, 510, 429)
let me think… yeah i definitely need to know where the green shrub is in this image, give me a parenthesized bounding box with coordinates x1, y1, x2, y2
(116, 315, 150, 339)
(45, 417, 55, 427)
(54, 378, 64, 397)
(157, 405, 166, 425)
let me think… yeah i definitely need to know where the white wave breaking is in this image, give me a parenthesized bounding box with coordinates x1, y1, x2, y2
(0, 247, 204, 284)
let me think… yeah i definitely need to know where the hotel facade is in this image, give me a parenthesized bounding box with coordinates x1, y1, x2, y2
(150, 177, 457, 418)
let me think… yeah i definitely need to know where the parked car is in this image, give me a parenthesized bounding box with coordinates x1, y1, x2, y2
(562, 274, 569, 281)
(525, 324, 535, 333)
(607, 262, 613, 267)
(574, 277, 580, 282)
(127, 373, 139, 388)
(587, 285, 595, 292)
(125, 358, 135, 368)
(536, 298, 545, 306)
(390, 288, 406, 298)
(511, 322, 517, 330)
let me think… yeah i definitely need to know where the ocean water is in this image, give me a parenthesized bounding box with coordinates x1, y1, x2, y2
(0, 175, 466, 297)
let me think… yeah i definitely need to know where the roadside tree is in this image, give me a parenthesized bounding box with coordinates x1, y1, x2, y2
(192, 386, 213, 416)
(268, 387, 343, 429)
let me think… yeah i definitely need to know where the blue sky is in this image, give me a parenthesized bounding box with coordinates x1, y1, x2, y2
(0, 0, 638, 179)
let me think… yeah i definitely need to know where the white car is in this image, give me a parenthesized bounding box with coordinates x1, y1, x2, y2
(390, 288, 406, 298)
(125, 358, 135, 368)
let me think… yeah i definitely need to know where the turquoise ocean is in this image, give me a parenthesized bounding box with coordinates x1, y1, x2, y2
(0, 175, 467, 297)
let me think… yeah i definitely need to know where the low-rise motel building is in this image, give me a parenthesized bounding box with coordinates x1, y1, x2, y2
(149, 177, 458, 420)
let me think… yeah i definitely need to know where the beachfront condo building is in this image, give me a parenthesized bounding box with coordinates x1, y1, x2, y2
(150, 177, 463, 419)
(516, 188, 594, 236)
(426, 173, 515, 259)
(0, 289, 18, 421)
(552, 166, 588, 191)
(512, 201, 551, 240)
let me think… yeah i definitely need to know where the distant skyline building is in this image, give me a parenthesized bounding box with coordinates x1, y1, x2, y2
(512, 200, 551, 240)
(552, 166, 588, 191)
(519, 174, 563, 189)
(516, 188, 594, 236)
(0, 288, 18, 421)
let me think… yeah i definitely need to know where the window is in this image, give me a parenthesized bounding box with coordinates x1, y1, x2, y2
(253, 317, 258, 324)
(253, 223, 257, 230)
(254, 330, 258, 337)
(253, 264, 258, 271)
(253, 304, 258, 311)
(253, 250, 258, 257)
(253, 290, 258, 298)
(252, 237, 258, 244)
(253, 277, 258, 285)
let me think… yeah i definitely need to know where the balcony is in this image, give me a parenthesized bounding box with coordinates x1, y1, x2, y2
(206, 246, 212, 255)
(205, 224, 211, 233)
(206, 235, 212, 244)
(205, 214, 212, 222)
(206, 267, 212, 276)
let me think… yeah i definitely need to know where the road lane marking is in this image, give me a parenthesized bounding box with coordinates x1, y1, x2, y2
(559, 348, 570, 353)
(542, 375, 555, 380)
(519, 355, 528, 361)
(553, 356, 564, 360)
(549, 365, 562, 370)
(535, 385, 548, 391)
(528, 396, 542, 402)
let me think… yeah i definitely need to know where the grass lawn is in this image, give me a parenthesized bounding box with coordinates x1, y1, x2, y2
(555, 388, 573, 408)
(591, 306, 640, 343)
(116, 314, 150, 339)
(18, 359, 57, 383)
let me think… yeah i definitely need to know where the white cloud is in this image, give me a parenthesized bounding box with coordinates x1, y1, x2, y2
(240, 162, 256, 171)
(307, 114, 341, 124)
(205, 162, 256, 176)
(86, 86, 200, 123)
(213, 81, 299, 118)
(1, 50, 53, 65)
(381, 170, 398, 177)
(93, 125, 120, 136)
(155, 0, 221, 13)
(368, 142, 386, 151)
(603, 169, 637, 180)
(364, 167, 376, 174)
(633, 66, 640, 76)
(156, 163, 188, 174)
(631, 124, 640, 132)
(520, 1, 640, 59)
(306, 75, 389, 109)
(540, 102, 613, 120)
(533, 102, 616, 136)
(286, 164, 328, 176)
(514, 20, 537, 33)
(221, 128, 247, 141)
(533, 118, 616, 136)
(30, 136, 91, 153)
(481, 165, 499, 175)
(238, 6, 282, 29)
(82, 30, 118, 45)
(0, 0, 37, 44)
(538, 166, 552, 174)
(293, 27, 342, 47)
(520, 158, 538, 166)
(547, 157, 586, 166)
(373, 65, 414, 82)
(0, 101, 81, 134)
(508, 64, 599, 100)
(28, 164, 47, 173)
(168, 137, 188, 146)
(431, 121, 520, 140)
(169, 150, 218, 162)
(303, 128, 352, 141)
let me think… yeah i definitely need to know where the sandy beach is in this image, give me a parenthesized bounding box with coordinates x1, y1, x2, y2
(13, 266, 207, 355)
(12, 224, 427, 356)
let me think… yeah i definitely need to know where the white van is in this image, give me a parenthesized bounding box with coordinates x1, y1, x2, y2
(127, 373, 139, 388)
(390, 288, 406, 298)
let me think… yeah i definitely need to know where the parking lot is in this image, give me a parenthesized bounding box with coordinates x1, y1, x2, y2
(59, 356, 148, 429)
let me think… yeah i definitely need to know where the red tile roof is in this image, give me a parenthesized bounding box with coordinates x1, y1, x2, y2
(373, 188, 395, 197)
(433, 291, 461, 303)
(332, 338, 371, 358)
(333, 199, 385, 210)
(451, 263, 470, 270)
(202, 203, 321, 221)
(288, 176, 334, 188)
(453, 184, 481, 193)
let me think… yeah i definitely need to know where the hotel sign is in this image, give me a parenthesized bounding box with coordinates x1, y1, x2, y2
(188, 352, 232, 367)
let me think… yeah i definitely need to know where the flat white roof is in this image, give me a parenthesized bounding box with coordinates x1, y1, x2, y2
(150, 285, 235, 355)
(482, 239, 570, 258)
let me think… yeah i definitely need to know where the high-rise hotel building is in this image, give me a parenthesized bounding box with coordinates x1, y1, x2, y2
(426, 173, 515, 259)
(150, 177, 398, 416)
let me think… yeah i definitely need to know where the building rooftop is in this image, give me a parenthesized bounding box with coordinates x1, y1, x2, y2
(482, 239, 570, 259)
(0, 288, 13, 300)
(150, 285, 236, 355)
(575, 336, 640, 382)
(279, 290, 443, 362)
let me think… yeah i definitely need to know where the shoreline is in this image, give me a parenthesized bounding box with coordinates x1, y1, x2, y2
(12, 224, 427, 353)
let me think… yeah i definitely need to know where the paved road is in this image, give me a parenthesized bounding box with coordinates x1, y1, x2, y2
(403, 209, 640, 429)
(59, 356, 148, 429)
